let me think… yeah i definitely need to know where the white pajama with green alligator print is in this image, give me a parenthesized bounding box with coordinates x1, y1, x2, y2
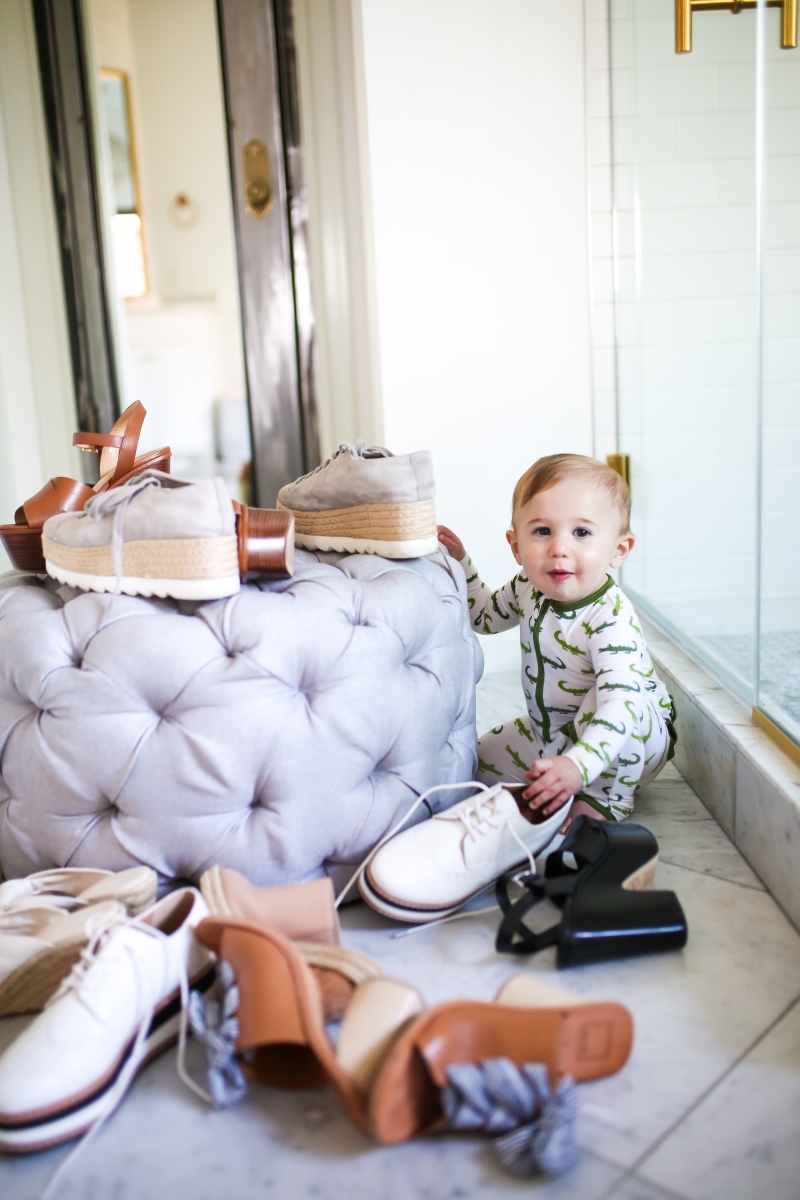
(462, 554, 675, 821)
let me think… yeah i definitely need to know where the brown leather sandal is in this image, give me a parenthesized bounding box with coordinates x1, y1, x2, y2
(0, 401, 170, 573)
(199, 869, 377, 1019)
(368, 974, 633, 1143)
(193, 920, 633, 1144)
(195, 920, 422, 1131)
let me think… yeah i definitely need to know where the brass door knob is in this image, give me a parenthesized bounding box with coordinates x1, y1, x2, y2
(242, 139, 272, 218)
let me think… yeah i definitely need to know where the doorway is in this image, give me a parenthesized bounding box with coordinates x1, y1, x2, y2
(32, 0, 318, 506)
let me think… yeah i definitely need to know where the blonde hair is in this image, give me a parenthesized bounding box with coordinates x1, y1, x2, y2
(512, 454, 631, 534)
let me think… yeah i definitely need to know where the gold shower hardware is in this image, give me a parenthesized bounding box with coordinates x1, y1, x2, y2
(676, 0, 798, 53)
(242, 139, 272, 218)
(606, 453, 631, 490)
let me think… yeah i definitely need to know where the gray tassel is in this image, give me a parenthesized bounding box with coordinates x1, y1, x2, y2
(442, 1058, 578, 1179)
(188, 961, 248, 1109)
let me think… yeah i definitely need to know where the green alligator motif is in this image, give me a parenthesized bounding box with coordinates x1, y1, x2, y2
(542, 654, 567, 670)
(467, 597, 475, 610)
(600, 680, 641, 693)
(478, 757, 503, 777)
(505, 745, 530, 772)
(491, 592, 510, 621)
(520, 639, 532, 654)
(629, 614, 642, 635)
(632, 707, 654, 744)
(582, 619, 616, 637)
(514, 717, 534, 743)
(589, 715, 627, 735)
(465, 572, 478, 584)
(554, 630, 586, 657)
(598, 642, 637, 655)
(558, 681, 590, 696)
(613, 593, 622, 615)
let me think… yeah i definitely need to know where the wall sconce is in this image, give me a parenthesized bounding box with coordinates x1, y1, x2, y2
(676, 0, 798, 53)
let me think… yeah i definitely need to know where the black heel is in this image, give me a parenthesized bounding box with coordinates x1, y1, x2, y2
(495, 816, 688, 968)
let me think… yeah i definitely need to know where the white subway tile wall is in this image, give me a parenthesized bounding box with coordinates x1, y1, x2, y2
(589, 0, 800, 732)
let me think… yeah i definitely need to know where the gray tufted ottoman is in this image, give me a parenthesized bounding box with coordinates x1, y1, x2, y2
(0, 550, 482, 888)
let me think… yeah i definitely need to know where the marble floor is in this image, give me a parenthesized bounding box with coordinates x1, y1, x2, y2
(3, 673, 800, 1199)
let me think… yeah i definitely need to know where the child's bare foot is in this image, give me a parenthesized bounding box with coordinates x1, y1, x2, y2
(559, 798, 607, 833)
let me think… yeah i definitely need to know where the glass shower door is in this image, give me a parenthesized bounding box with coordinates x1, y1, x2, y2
(758, 14, 800, 740)
(610, 0, 762, 705)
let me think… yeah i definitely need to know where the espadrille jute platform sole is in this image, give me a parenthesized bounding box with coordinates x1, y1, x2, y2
(277, 498, 439, 559)
(43, 534, 240, 600)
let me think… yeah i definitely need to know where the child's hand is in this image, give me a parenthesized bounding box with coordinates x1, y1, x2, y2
(438, 525, 466, 560)
(522, 757, 582, 818)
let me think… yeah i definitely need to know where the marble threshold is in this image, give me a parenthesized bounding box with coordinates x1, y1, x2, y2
(642, 615, 800, 935)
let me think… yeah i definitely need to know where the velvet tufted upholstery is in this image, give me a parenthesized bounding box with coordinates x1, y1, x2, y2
(0, 550, 482, 887)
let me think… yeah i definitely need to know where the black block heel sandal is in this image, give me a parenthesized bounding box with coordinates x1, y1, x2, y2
(495, 815, 688, 968)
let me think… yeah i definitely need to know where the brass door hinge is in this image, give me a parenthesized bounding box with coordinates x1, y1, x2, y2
(606, 453, 631, 490)
(676, 0, 798, 53)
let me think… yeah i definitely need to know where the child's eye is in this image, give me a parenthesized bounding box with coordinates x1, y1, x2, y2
(573, 528, 591, 538)
(533, 526, 551, 537)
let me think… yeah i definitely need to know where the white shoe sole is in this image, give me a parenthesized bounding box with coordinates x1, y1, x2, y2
(364, 798, 572, 916)
(359, 871, 464, 924)
(45, 562, 240, 601)
(295, 533, 440, 559)
(0, 967, 215, 1153)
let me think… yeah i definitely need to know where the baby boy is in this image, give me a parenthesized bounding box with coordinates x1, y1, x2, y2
(438, 453, 675, 827)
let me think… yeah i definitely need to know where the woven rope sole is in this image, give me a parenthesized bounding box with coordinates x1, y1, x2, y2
(44, 534, 240, 599)
(0, 942, 83, 1017)
(277, 498, 436, 541)
(43, 534, 238, 579)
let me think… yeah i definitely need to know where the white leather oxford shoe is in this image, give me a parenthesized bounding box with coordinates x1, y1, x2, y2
(0, 887, 214, 1153)
(361, 785, 571, 918)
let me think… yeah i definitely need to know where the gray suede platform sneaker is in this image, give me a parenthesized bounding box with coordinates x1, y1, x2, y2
(277, 441, 438, 558)
(42, 471, 240, 600)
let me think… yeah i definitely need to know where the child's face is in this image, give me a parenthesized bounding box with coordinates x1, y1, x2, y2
(507, 479, 634, 603)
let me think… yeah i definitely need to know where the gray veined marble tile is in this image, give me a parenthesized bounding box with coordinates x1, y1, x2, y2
(475, 671, 526, 737)
(735, 751, 800, 933)
(634, 998, 800, 1200)
(606, 1175, 690, 1200)
(634, 771, 765, 892)
(1, 1035, 625, 1200)
(663, 686, 737, 840)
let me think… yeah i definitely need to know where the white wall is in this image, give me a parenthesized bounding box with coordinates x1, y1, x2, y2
(0, 0, 78, 570)
(357, 0, 594, 669)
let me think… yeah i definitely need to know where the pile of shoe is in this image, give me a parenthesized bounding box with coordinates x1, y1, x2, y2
(0, 864, 632, 1183)
(1, 414, 441, 599)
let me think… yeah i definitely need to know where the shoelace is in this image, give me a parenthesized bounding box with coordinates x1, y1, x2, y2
(84, 471, 166, 593)
(291, 440, 392, 487)
(333, 780, 538, 911)
(39, 907, 210, 1200)
(448, 789, 539, 877)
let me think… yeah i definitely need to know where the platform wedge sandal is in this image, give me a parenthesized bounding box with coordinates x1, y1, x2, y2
(0, 401, 170, 573)
(495, 816, 688, 968)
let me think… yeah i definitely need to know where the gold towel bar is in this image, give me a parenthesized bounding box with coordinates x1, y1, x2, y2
(676, 0, 798, 53)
